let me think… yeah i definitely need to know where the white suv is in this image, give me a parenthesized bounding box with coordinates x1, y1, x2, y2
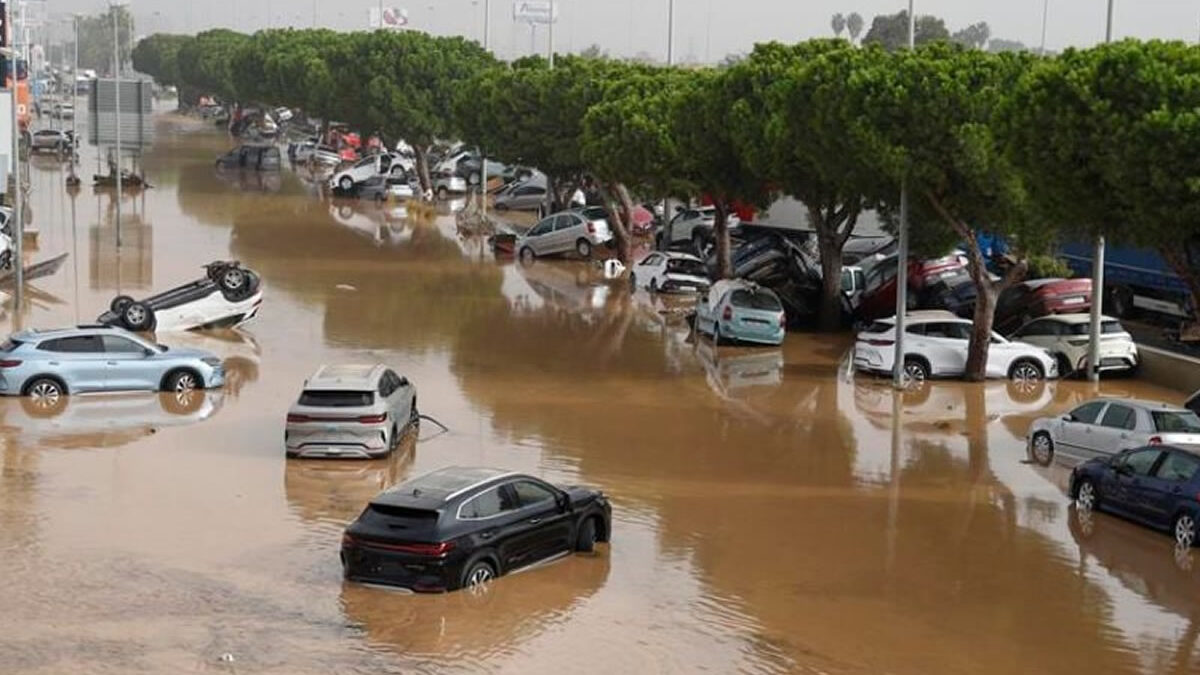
(329, 154, 409, 192)
(285, 364, 418, 459)
(1009, 313, 1138, 377)
(853, 310, 1058, 383)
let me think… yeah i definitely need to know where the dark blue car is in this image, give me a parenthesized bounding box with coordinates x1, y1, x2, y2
(1069, 445, 1200, 548)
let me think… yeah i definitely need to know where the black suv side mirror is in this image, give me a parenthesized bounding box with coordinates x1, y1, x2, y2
(555, 491, 571, 512)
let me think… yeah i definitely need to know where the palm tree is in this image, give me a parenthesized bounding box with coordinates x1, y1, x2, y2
(831, 12, 846, 37)
(847, 12, 864, 44)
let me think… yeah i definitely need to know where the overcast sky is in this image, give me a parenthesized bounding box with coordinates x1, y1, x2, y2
(47, 0, 1200, 62)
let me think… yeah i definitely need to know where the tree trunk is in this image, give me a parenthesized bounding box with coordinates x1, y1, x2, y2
(808, 203, 860, 332)
(413, 144, 432, 194)
(712, 201, 732, 279)
(924, 191, 1026, 381)
(603, 181, 634, 264)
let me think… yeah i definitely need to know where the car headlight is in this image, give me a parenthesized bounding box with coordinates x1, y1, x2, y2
(201, 357, 222, 367)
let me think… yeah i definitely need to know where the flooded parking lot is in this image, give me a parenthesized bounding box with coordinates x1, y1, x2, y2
(2, 113, 1199, 674)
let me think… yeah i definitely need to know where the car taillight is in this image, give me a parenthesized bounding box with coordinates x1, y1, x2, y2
(779, 314, 786, 328)
(1149, 436, 1163, 445)
(866, 339, 894, 346)
(341, 533, 357, 548)
(286, 413, 311, 423)
(358, 413, 388, 424)
(587, 221, 595, 234)
(0, 359, 22, 368)
(722, 306, 732, 321)
(400, 541, 456, 556)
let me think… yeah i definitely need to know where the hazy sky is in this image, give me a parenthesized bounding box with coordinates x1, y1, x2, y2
(47, 0, 1200, 62)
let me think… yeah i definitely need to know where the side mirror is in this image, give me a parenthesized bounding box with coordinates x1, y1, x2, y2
(143, 348, 156, 357)
(399, 376, 409, 387)
(1115, 463, 1133, 476)
(556, 491, 571, 512)
(674, 205, 684, 213)
(1062, 414, 1074, 423)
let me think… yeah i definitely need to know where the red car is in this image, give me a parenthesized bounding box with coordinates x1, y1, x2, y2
(995, 278, 1093, 335)
(856, 254, 970, 321)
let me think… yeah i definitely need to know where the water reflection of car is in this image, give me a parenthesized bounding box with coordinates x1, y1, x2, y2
(696, 340, 784, 392)
(694, 279, 786, 346)
(1028, 398, 1200, 466)
(852, 377, 1055, 434)
(517, 260, 611, 318)
(214, 144, 281, 171)
(159, 328, 261, 398)
(329, 202, 413, 247)
(341, 466, 611, 592)
(1069, 445, 1200, 548)
(853, 310, 1057, 384)
(339, 536, 609, 659)
(0, 390, 224, 448)
(0, 327, 224, 406)
(630, 251, 710, 294)
(283, 440, 414, 525)
(285, 364, 418, 459)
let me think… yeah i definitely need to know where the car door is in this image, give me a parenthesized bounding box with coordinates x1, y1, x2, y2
(1010, 319, 1055, 351)
(525, 217, 555, 255)
(549, 214, 578, 254)
(457, 485, 525, 569)
(1140, 450, 1200, 528)
(505, 479, 572, 565)
(42, 336, 110, 392)
(921, 322, 970, 376)
(1108, 448, 1165, 522)
(636, 253, 663, 289)
(1096, 403, 1139, 457)
(102, 335, 158, 391)
(1058, 400, 1108, 459)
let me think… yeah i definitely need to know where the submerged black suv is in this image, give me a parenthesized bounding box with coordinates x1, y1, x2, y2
(341, 466, 611, 592)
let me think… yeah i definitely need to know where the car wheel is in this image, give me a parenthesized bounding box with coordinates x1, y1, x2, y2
(164, 369, 201, 393)
(389, 423, 399, 450)
(1030, 431, 1054, 466)
(1009, 359, 1044, 385)
(0, 249, 12, 270)
(519, 247, 536, 266)
(24, 377, 66, 414)
(649, 278, 658, 294)
(576, 239, 593, 259)
(629, 273, 637, 291)
(110, 294, 135, 314)
(1055, 353, 1073, 379)
(374, 192, 385, 203)
(575, 517, 598, 553)
(1176, 513, 1197, 548)
(462, 559, 496, 590)
(122, 302, 155, 332)
(218, 266, 248, 294)
(437, 186, 449, 200)
(902, 358, 929, 385)
(1076, 479, 1098, 512)
(338, 176, 353, 191)
(494, 202, 509, 212)
(409, 400, 420, 431)
(162, 388, 204, 415)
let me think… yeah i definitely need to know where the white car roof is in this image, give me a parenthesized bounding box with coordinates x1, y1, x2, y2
(1086, 397, 1193, 414)
(305, 364, 386, 390)
(1037, 313, 1118, 324)
(877, 310, 963, 325)
(707, 278, 758, 305)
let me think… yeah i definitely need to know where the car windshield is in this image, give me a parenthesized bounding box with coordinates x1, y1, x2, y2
(578, 206, 608, 221)
(730, 289, 782, 311)
(1152, 410, 1200, 434)
(1065, 320, 1125, 335)
(862, 321, 893, 334)
(298, 390, 375, 407)
(666, 258, 706, 276)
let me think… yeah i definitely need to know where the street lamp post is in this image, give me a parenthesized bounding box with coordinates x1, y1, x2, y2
(548, 0, 554, 67)
(891, 0, 915, 389)
(111, 1, 125, 247)
(1039, 0, 1049, 54)
(1086, 0, 1114, 383)
(5, 47, 23, 311)
(666, 0, 674, 65)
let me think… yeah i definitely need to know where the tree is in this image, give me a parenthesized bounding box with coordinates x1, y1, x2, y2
(988, 38, 1028, 53)
(727, 41, 890, 329)
(579, 43, 608, 59)
(76, 6, 135, 75)
(229, 29, 345, 132)
(1005, 40, 1200, 319)
(862, 10, 949, 51)
(848, 44, 1040, 379)
(847, 12, 865, 43)
(952, 22, 991, 50)
(176, 29, 250, 103)
(831, 13, 846, 37)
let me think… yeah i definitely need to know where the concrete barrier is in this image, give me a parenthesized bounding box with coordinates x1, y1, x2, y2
(1137, 345, 1200, 396)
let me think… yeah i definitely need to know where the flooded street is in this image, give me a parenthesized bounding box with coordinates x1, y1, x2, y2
(3, 112, 1200, 674)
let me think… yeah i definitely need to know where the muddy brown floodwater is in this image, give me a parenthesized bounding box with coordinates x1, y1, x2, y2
(2, 111, 1199, 675)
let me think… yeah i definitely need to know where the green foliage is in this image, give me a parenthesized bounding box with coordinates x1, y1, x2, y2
(132, 34, 191, 86)
(76, 7, 135, 75)
(952, 22, 991, 50)
(846, 13, 865, 42)
(177, 29, 251, 103)
(1025, 254, 1072, 280)
(862, 10, 949, 51)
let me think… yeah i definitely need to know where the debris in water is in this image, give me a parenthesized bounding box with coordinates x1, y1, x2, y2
(218, 653, 235, 663)
(336, 284, 357, 291)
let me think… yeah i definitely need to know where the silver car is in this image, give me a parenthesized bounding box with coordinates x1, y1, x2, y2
(285, 364, 418, 459)
(516, 207, 614, 262)
(1028, 398, 1200, 466)
(0, 326, 225, 407)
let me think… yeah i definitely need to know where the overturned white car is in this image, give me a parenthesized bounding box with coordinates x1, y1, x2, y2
(97, 261, 263, 332)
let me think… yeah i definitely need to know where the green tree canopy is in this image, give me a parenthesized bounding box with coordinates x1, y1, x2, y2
(177, 29, 250, 103)
(862, 10, 949, 51)
(132, 33, 191, 87)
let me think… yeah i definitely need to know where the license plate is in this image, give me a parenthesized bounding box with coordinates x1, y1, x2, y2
(680, 286, 695, 291)
(1062, 296, 1084, 304)
(940, 270, 959, 279)
(325, 426, 339, 432)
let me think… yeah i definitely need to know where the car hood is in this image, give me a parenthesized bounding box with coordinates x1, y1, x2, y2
(563, 484, 604, 506)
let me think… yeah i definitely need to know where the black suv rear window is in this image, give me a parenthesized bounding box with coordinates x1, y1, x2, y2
(298, 390, 374, 407)
(359, 504, 439, 535)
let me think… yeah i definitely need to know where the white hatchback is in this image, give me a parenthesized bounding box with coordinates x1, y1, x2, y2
(631, 251, 710, 294)
(1009, 313, 1138, 377)
(853, 310, 1058, 383)
(1027, 398, 1200, 466)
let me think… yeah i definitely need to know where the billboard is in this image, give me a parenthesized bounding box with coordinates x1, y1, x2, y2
(513, 0, 557, 24)
(87, 79, 154, 149)
(368, 7, 408, 29)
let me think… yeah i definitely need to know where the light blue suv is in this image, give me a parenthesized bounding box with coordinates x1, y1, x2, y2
(0, 326, 225, 405)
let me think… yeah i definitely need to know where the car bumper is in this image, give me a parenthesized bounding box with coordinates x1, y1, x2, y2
(719, 322, 785, 346)
(852, 344, 894, 375)
(285, 423, 390, 458)
(341, 544, 464, 592)
(660, 276, 709, 293)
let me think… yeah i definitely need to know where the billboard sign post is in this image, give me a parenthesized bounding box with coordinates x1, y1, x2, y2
(512, 0, 556, 24)
(368, 7, 408, 29)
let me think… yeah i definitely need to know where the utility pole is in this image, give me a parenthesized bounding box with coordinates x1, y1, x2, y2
(70, 14, 77, 181)
(547, 0, 554, 68)
(1039, 0, 1049, 54)
(891, 0, 914, 389)
(112, 3, 122, 247)
(9, 1, 23, 311)
(480, 0, 489, 226)
(666, 0, 674, 65)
